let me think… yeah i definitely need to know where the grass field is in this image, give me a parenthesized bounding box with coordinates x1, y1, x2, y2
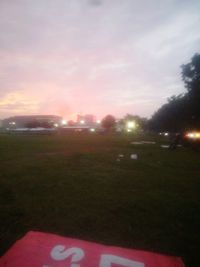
(0, 133, 200, 267)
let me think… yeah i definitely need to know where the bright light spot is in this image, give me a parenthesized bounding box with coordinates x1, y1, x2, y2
(61, 119, 67, 125)
(54, 123, 58, 127)
(186, 132, 200, 139)
(90, 128, 95, 132)
(96, 120, 101, 124)
(127, 129, 132, 132)
(164, 132, 169, 136)
(127, 121, 136, 129)
(80, 120, 85, 125)
(9, 121, 16, 125)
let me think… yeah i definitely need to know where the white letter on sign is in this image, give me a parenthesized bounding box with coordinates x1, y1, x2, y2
(50, 245, 85, 267)
(99, 255, 145, 267)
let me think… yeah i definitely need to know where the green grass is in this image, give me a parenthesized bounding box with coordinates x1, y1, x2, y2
(0, 133, 200, 267)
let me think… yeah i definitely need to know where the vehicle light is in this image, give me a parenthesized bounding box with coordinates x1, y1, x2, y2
(185, 132, 200, 139)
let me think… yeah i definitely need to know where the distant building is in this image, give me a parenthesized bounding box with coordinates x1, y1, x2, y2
(2, 115, 62, 129)
(77, 114, 96, 125)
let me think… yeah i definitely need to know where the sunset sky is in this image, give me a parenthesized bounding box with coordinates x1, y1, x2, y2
(0, 0, 200, 120)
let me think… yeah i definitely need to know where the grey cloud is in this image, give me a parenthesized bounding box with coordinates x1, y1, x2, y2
(88, 0, 102, 6)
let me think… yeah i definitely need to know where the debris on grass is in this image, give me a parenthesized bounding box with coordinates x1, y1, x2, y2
(130, 142, 143, 145)
(161, 145, 169, 148)
(177, 144, 183, 147)
(131, 141, 156, 145)
(130, 154, 138, 159)
(141, 141, 156, 144)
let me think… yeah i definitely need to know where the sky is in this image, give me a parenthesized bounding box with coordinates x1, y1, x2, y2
(0, 0, 200, 120)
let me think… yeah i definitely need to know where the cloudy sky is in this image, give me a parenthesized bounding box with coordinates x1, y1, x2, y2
(0, 0, 200, 120)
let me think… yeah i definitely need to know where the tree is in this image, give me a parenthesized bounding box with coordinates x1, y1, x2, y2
(150, 95, 187, 132)
(101, 115, 116, 131)
(150, 53, 200, 132)
(181, 53, 200, 128)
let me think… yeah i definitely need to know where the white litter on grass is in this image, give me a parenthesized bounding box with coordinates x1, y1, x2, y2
(141, 141, 156, 144)
(131, 141, 156, 145)
(116, 158, 121, 162)
(130, 154, 138, 160)
(130, 142, 143, 145)
(118, 154, 124, 158)
(161, 145, 169, 148)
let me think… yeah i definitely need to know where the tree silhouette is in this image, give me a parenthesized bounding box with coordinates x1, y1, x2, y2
(101, 115, 116, 131)
(150, 53, 200, 131)
(181, 53, 200, 128)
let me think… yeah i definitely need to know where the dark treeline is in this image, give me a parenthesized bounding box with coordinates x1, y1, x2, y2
(150, 53, 200, 132)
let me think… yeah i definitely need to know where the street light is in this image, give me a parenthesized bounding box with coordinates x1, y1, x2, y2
(61, 119, 67, 125)
(126, 121, 136, 129)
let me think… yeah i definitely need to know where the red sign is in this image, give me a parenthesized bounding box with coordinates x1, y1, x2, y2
(0, 231, 185, 267)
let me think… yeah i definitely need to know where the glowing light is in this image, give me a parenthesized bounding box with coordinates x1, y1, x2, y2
(188, 133, 194, 138)
(127, 129, 132, 132)
(96, 120, 101, 124)
(164, 132, 169, 136)
(54, 123, 58, 127)
(186, 132, 200, 139)
(61, 119, 67, 125)
(80, 120, 85, 125)
(126, 121, 136, 129)
(90, 128, 95, 132)
(9, 121, 16, 125)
